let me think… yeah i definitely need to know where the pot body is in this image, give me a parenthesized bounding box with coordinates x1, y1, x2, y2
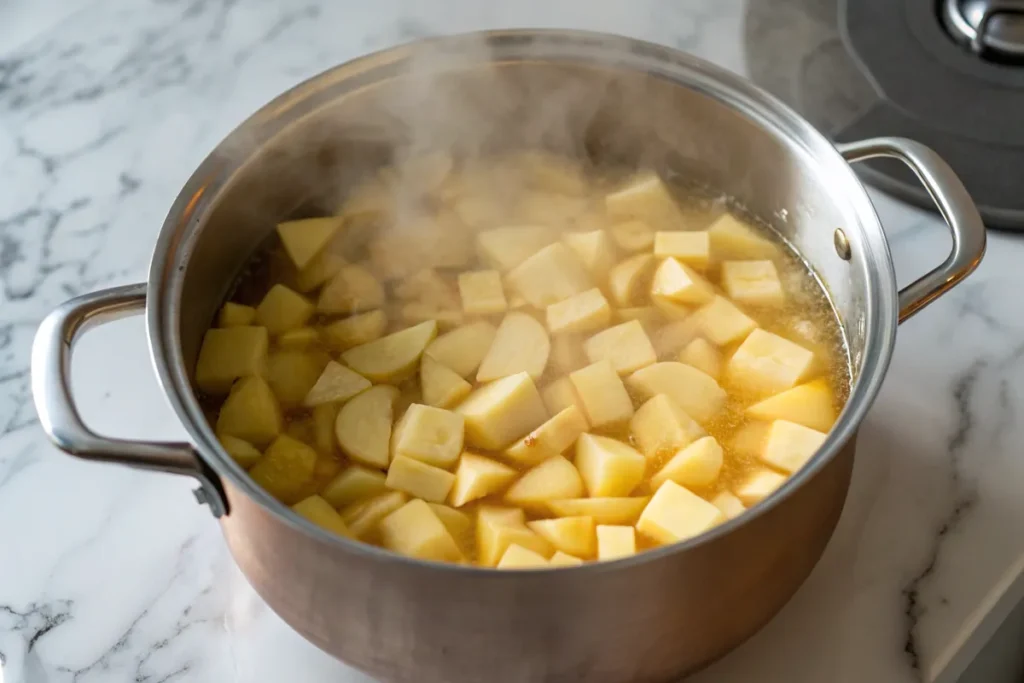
(30, 30, 986, 683)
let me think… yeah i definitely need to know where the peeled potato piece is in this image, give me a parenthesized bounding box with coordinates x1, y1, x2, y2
(630, 394, 705, 461)
(651, 436, 724, 488)
(575, 434, 646, 497)
(637, 480, 725, 545)
(627, 362, 727, 425)
(380, 499, 463, 562)
(497, 544, 550, 569)
(304, 361, 371, 407)
(390, 404, 465, 469)
(292, 495, 351, 537)
(425, 321, 497, 379)
(318, 265, 385, 315)
(745, 378, 837, 432)
(334, 384, 399, 469)
(195, 326, 269, 395)
(477, 312, 550, 382)
(706, 213, 779, 261)
(528, 516, 595, 559)
(218, 434, 262, 469)
(450, 452, 518, 507)
(216, 376, 282, 447)
(596, 525, 636, 561)
(584, 320, 657, 376)
(321, 310, 387, 352)
(218, 302, 256, 328)
(458, 270, 507, 315)
(477, 507, 553, 567)
(506, 243, 592, 308)
(321, 465, 388, 508)
(341, 320, 437, 383)
(457, 372, 549, 450)
(277, 216, 342, 270)
(249, 435, 317, 504)
(477, 226, 553, 271)
(505, 405, 588, 466)
(546, 497, 649, 525)
(562, 230, 616, 278)
(569, 361, 635, 429)
(421, 355, 473, 409)
(608, 253, 655, 307)
(505, 455, 586, 510)
(256, 284, 315, 335)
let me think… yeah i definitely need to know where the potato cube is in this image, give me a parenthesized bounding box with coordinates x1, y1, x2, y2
(216, 376, 282, 447)
(295, 250, 346, 293)
(256, 284, 315, 336)
(292, 495, 351, 537)
(651, 295, 692, 321)
(726, 329, 815, 396)
(449, 452, 518, 507)
(760, 419, 827, 473)
(730, 421, 771, 459)
(548, 333, 587, 375)
(584, 320, 657, 376)
(690, 296, 757, 347)
(721, 260, 785, 307)
(611, 220, 655, 252)
(398, 303, 463, 332)
(570, 361, 635, 428)
(385, 455, 456, 503)
(679, 338, 721, 379)
(505, 455, 585, 509)
(342, 491, 407, 538)
(706, 213, 779, 260)
(627, 362, 726, 425)
(264, 350, 326, 408)
(249, 434, 317, 503)
(497, 544, 550, 569)
(711, 491, 747, 520)
(629, 394, 705, 461)
(540, 377, 588, 424)
(320, 309, 387, 352)
(379, 499, 463, 562)
(528, 516, 595, 559)
(637, 480, 725, 545)
(596, 525, 636, 561)
(608, 253, 655, 307)
(651, 258, 715, 305)
(477, 507, 553, 566)
(546, 288, 610, 336)
(575, 434, 646, 497)
(390, 404, 464, 468)
(653, 231, 711, 269)
(394, 268, 456, 306)
(277, 216, 342, 269)
(746, 378, 837, 432)
(458, 270, 507, 315)
(277, 327, 320, 350)
(321, 465, 387, 508)
(615, 306, 661, 332)
(562, 230, 616, 278)
(425, 321, 496, 379)
(428, 503, 474, 543)
(457, 372, 549, 450)
(341, 320, 437, 383)
(652, 436, 724, 488)
(218, 434, 262, 469)
(507, 243, 593, 308)
(549, 551, 584, 567)
(303, 360, 371, 407)
(218, 302, 256, 328)
(547, 497, 649, 525)
(420, 355, 472, 410)
(477, 226, 553, 271)
(476, 312, 550, 382)
(335, 384, 399, 469)
(318, 265, 385, 315)
(649, 319, 698, 360)
(735, 469, 787, 506)
(195, 326, 269, 395)
(605, 172, 684, 231)
(506, 406, 588, 466)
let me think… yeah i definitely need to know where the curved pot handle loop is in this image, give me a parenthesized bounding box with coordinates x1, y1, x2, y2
(837, 137, 987, 323)
(31, 283, 227, 516)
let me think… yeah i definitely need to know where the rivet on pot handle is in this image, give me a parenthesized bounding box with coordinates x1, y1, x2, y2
(31, 283, 228, 516)
(836, 137, 986, 323)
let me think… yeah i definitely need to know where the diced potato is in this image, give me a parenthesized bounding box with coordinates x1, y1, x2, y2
(540, 377, 588, 424)
(615, 306, 661, 332)
(477, 507, 553, 567)
(562, 230, 616, 278)
(420, 355, 472, 409)
(637, 480, 725, 545)
(610, 220, 655, 252)
(735, 469, 787, 506)
(505, 406, 588, 466)
(477, 226, 553, 271)
(390, 404, 464, 468)
(318, 265, 385, 315)
(278, 327, 320, 350)
(249, 434, 317, 503)
(303, 360, 371, 407)
(398, 303, 463, 332)
(651, 319, 701, 358)
(322, 465, 388, 508)
(476, 312, 550, 382)
(320, 310, 387, 352)
(342, 491, 408, 539)
(335, 384, 400, 469)
(651, 436, 724, 488)
(583, 320, 657, 376)
(310, 450, 343, 491)
(630, 394, 705, 460)
(386, 455, 457, 503)
(497, 544, 550, 569)
(341, 320, 437, 383)
(295, 250, 346, 293)
(546, 288, 611, 336)
(627, 362, 727, 425)
(380, 499, 463, 562)
(292, 495, 351, 537)
(506, 243, 592, 308)
(458, 270, 507, 315)
(706, 213, 779, 260)
(528, 516, 595, 559)
(549, 333, 587, 375)
(651, 258, 715, 305)
(457, 372, 549, 450)
(726, 329, 815, 397)
(746, 378, 837, 432)
(218, 302, 256, 328)
(596, 525, 636, 560)
(428, 503, 474, 543)
(263, 350, 327, 408)
(549, 551, 584, 567)
(505, 455, 585, 509)
(711, 491, 747, 520)
(547, 497, 649, 525)
(760, 419, 827, 473)
(216, 376, 282, 447)
(195, 326, 269, 395)
(256, 284, 315, 336)
(570, 361, 635, 428)
(218, 434, 262, 469)
(680, 338, 721, 379)
(650, 295, 692, 321)
(690, 296, 757, 347)
(605, 172, 684, 232)
(730, 421, 771, 459)
(653, 231, 711, 269)
(394, 269, 457, 307)
(721, 260, 785, 307)
(575, 434, 646, 497)
(449, 452, 518, 507)
(277, 217, 343, 270)
(608, 253, 655, 307)
(424, 321, 497, 379)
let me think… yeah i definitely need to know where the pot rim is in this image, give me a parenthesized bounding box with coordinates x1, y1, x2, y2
(147, 28, 899, 574)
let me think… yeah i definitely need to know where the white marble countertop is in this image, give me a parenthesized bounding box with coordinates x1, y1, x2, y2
(2, 0, 1024, 681)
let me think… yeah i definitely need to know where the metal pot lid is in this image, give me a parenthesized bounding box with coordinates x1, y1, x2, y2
(942, 0, 1024, 58)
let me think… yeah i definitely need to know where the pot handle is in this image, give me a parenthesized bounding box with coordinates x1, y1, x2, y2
(31, 283, 227, 516)
(836, 137, 986, 323)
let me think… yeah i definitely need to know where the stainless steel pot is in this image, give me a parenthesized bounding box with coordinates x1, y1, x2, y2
(31, 30, 985, 683)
